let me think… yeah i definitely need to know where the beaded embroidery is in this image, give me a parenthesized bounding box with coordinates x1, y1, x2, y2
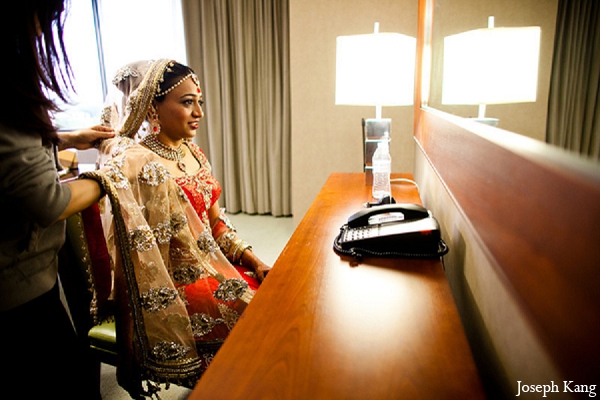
(100, 106, 112, 127)
(104, 160, 129, 190)
(152, 220, 172, 245)
(151, 341, 191, 362)
(129, 225, 156, 252)
(138, 161, 170, 186)
(109, 137, 135, 158)
(190, 313, 221, 337)
(197, 231, 218, 253)
(172, 263, 204, 284)
(175, 185, 189, 203)
(171, 143, 220, 228)
(112, 65, 139, 85)
(214, 278, 249, 302)
(170, 212, 188, 235)
(125, 89, 139, 115)
(140, 286, 179, 313)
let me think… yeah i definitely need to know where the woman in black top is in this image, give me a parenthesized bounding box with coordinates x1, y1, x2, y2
(0, 1, 114, 398)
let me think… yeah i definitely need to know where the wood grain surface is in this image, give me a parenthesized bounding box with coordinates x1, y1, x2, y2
(189, 173, 485, 400)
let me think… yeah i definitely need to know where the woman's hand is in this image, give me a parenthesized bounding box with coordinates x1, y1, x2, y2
(58, 125, 115, 151)
(241, 251, 271, 282)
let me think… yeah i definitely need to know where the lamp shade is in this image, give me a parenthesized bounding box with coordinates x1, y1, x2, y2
(335, 32, 416, 107)
(442, 26, 541, 105)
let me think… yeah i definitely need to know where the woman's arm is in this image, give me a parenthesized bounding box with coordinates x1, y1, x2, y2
(209, 202, 271, 282)
(57, 178, 104, 221)
(54, 125, 114, 221)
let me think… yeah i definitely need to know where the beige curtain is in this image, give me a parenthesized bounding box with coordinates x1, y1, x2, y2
(182, 0, 292, 216)
(546, 0, 600, 161)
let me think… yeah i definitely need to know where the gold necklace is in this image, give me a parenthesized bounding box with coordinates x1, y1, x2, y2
(142, 134, 188, 173)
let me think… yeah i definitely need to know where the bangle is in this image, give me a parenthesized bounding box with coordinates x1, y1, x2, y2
(231, 240, 252, 264)
(238, 244, 253, 266)
(215, 231, 252, 264)
(216, 231, 236, 254)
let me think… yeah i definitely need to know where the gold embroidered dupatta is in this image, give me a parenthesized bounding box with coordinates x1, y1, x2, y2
(83, 142, 254, 395)
(82, 59, 254, 396)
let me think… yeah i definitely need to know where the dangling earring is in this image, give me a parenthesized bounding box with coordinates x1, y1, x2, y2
(149, 105, 161, 135)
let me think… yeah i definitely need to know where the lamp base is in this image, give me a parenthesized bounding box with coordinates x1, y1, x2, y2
(363, 118, 391, 185)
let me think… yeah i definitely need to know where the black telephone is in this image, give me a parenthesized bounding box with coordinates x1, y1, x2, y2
(333, 203, 448, 259)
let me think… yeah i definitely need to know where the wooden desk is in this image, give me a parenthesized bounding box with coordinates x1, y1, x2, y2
(190, 173, 485, 399)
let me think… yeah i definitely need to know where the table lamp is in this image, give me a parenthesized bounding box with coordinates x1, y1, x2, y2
(442, 17, 541, 126)
(335, 23, 416, 184)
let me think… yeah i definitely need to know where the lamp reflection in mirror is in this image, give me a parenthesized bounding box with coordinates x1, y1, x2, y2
(442, 17, 541, 127)
(335, 23, 416, 184)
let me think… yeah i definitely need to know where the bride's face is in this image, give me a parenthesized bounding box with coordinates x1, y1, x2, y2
(155, 77, 204, 143)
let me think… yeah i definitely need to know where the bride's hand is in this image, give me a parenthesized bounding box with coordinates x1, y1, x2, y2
(241, 251, 271, 282)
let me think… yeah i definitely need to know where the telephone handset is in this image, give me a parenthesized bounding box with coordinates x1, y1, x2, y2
(333, 203, 448, 259)
(347, 203, 430, 227)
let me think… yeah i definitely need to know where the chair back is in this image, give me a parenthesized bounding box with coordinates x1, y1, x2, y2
(58, 204, 116, 364)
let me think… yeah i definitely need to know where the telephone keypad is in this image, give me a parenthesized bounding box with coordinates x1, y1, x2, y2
(343, 226, 377, 242)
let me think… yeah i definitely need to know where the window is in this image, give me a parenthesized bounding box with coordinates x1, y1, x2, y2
(54, 0, 186, 130)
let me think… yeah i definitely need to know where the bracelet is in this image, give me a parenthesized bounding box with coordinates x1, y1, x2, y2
(215, 231, 236, 255)
(231, 240, 252, 265)
(215, 231, 252, 264)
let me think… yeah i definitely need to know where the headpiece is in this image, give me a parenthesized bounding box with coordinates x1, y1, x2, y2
(155, 71, 200, 98)
(101, 59, 200, 139)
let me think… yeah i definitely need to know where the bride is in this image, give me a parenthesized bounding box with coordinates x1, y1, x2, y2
(85, 59, 270, 396)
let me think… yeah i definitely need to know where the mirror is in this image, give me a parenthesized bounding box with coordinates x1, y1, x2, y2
(426, 0, 558, 142)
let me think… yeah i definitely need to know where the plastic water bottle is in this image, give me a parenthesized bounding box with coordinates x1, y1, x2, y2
(372, 137, 391, 200)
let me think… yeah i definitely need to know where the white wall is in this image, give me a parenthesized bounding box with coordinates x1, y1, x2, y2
(289, 0, 418, 225)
